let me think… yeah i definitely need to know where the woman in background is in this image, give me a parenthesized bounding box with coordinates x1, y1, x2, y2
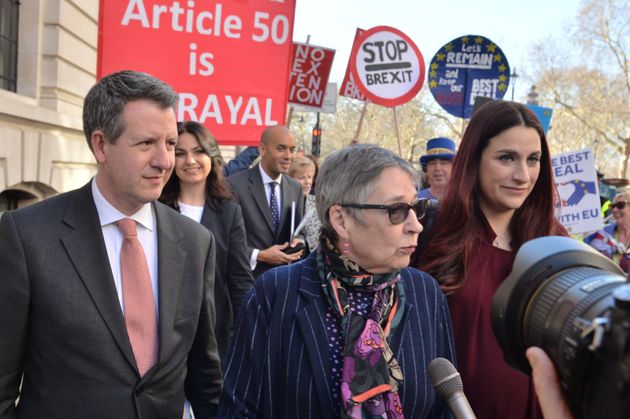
(288, 156, 321, 251)
(418, 100, 567, 419)
(584, 189, 630, 272)
(160, 120, 254, 364)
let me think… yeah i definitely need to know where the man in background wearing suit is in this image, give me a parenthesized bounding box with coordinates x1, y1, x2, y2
(227, 126, 305, 278)
(0, 70, 222, 419)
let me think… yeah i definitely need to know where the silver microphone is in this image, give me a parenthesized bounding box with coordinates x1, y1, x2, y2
(428, 357, 477, 419)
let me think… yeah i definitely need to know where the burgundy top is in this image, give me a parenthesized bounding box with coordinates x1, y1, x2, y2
(449, 217, 541, 419)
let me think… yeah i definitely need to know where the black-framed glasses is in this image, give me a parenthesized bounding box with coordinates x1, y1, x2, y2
(611, 200, 629, 210)
(339, 198, 434, 224)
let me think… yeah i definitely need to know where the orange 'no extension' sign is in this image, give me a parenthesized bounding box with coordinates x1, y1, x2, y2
(98, 0, 296, 146)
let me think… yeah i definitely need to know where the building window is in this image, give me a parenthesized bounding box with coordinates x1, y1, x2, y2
(0, 0, 19, 92)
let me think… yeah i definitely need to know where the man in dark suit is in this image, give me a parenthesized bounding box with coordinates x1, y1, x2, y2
(227, 126, 304, 278)
(0, 71, 222, 419)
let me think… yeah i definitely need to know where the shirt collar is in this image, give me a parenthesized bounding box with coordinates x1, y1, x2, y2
(259, 163, 282, 185)
(91, 178, 155, 231)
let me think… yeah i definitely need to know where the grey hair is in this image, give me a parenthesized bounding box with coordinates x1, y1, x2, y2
(316, 144, 419, 239)
(82, 70, 178, 151)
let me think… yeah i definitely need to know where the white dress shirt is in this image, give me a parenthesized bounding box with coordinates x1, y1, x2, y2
(91, 178, 159, 313)
(249, 165, 284, 269)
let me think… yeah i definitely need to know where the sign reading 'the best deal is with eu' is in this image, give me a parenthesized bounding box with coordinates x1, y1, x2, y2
(553, 148, 603, 234)
(98, 0, 296, 146)
(428, 35, 510, 119)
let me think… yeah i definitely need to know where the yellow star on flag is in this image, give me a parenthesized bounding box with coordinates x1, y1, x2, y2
(498, 83, 507, 91)
(498, 64, 507, 72)
(494, 53, 503, 62)
(430, 70, 437, 78)
(431, 63, 438, 70)
(486, 43, 497, 53)
(475, 36, 483, 44)
(436, 53, 446, 61)
(444, 43, 454, 51)
(462, 36, 470, 44)
(429, 79, 438, 88)
(499, 74, 507, 82)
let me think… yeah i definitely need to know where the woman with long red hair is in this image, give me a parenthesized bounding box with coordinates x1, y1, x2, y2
(417, 100, 567, 419)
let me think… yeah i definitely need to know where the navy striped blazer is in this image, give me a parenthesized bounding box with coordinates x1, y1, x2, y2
(217, 251, 456, 418)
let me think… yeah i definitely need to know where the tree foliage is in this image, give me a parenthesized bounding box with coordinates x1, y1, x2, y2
(527, 0, 629, 177)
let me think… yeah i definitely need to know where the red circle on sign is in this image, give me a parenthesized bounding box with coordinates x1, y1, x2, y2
(350, 26, 425, 107)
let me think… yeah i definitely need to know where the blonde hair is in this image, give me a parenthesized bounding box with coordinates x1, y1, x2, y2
(288, 156, 315, 178)
(614, 187, 630, 202)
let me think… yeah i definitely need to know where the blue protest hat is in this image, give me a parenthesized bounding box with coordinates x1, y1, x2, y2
(419, 137, 457, 166)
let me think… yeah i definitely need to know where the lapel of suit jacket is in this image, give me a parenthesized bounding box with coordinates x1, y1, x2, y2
(153, 202, 185, 367)
(60, 183, 136, 370)
(294, 257, 336, 415)
(248, 165, 275, 234)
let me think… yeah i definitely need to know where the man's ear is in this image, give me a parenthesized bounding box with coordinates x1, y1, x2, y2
(258, 142, 266, 159)
(91, 130, 108, 164)
(328, 204, 350, 241)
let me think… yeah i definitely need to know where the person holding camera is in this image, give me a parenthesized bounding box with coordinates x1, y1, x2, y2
(416, 100, 567, 418)
(527, 347, 573, 419)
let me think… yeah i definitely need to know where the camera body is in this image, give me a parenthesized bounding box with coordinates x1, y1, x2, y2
(491, 236, 630, 419)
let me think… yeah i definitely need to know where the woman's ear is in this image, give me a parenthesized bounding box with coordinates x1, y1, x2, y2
(328, 204, 350, 240)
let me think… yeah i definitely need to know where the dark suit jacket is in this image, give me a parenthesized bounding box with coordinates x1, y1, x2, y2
(217, 252, 456, 418)
(0, 183, 222, 419)
(199, 200, 254, 363)
(227, 164, 305, 278)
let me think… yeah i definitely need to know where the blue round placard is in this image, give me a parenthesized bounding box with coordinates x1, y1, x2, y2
(428, 35, 510, 119)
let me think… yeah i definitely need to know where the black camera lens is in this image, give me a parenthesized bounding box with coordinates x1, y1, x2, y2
(491, 236, 630, 418)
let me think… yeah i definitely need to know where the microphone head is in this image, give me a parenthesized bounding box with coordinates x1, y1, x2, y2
(429, 357, 463, 398)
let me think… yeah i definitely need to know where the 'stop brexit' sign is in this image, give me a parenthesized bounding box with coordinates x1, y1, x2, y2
(350, 26, 425, 107)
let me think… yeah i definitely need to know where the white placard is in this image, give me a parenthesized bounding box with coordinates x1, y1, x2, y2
(554, 148, 603, 234)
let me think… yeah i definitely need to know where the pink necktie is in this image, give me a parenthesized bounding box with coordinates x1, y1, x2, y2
(117, 218, 158, 376)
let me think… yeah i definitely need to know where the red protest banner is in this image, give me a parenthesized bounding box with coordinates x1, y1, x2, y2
(288, 43, 335, 108)
(339, 28, 367, 101)
(98, 0, 296, 146)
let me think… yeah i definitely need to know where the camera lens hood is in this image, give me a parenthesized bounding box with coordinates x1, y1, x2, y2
(491, 236, 623, 373)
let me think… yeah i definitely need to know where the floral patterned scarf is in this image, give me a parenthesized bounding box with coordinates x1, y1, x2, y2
(317, 234, 405, 419)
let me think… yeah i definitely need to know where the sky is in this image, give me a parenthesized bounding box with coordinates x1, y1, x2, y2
(292, 0, 582, 101)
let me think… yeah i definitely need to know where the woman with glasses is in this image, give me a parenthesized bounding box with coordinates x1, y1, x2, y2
(218, 144, 455, 418)
(584, 189, 630, 272)
(416, 100, 567, 419)
(159, 121, 254, 365)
